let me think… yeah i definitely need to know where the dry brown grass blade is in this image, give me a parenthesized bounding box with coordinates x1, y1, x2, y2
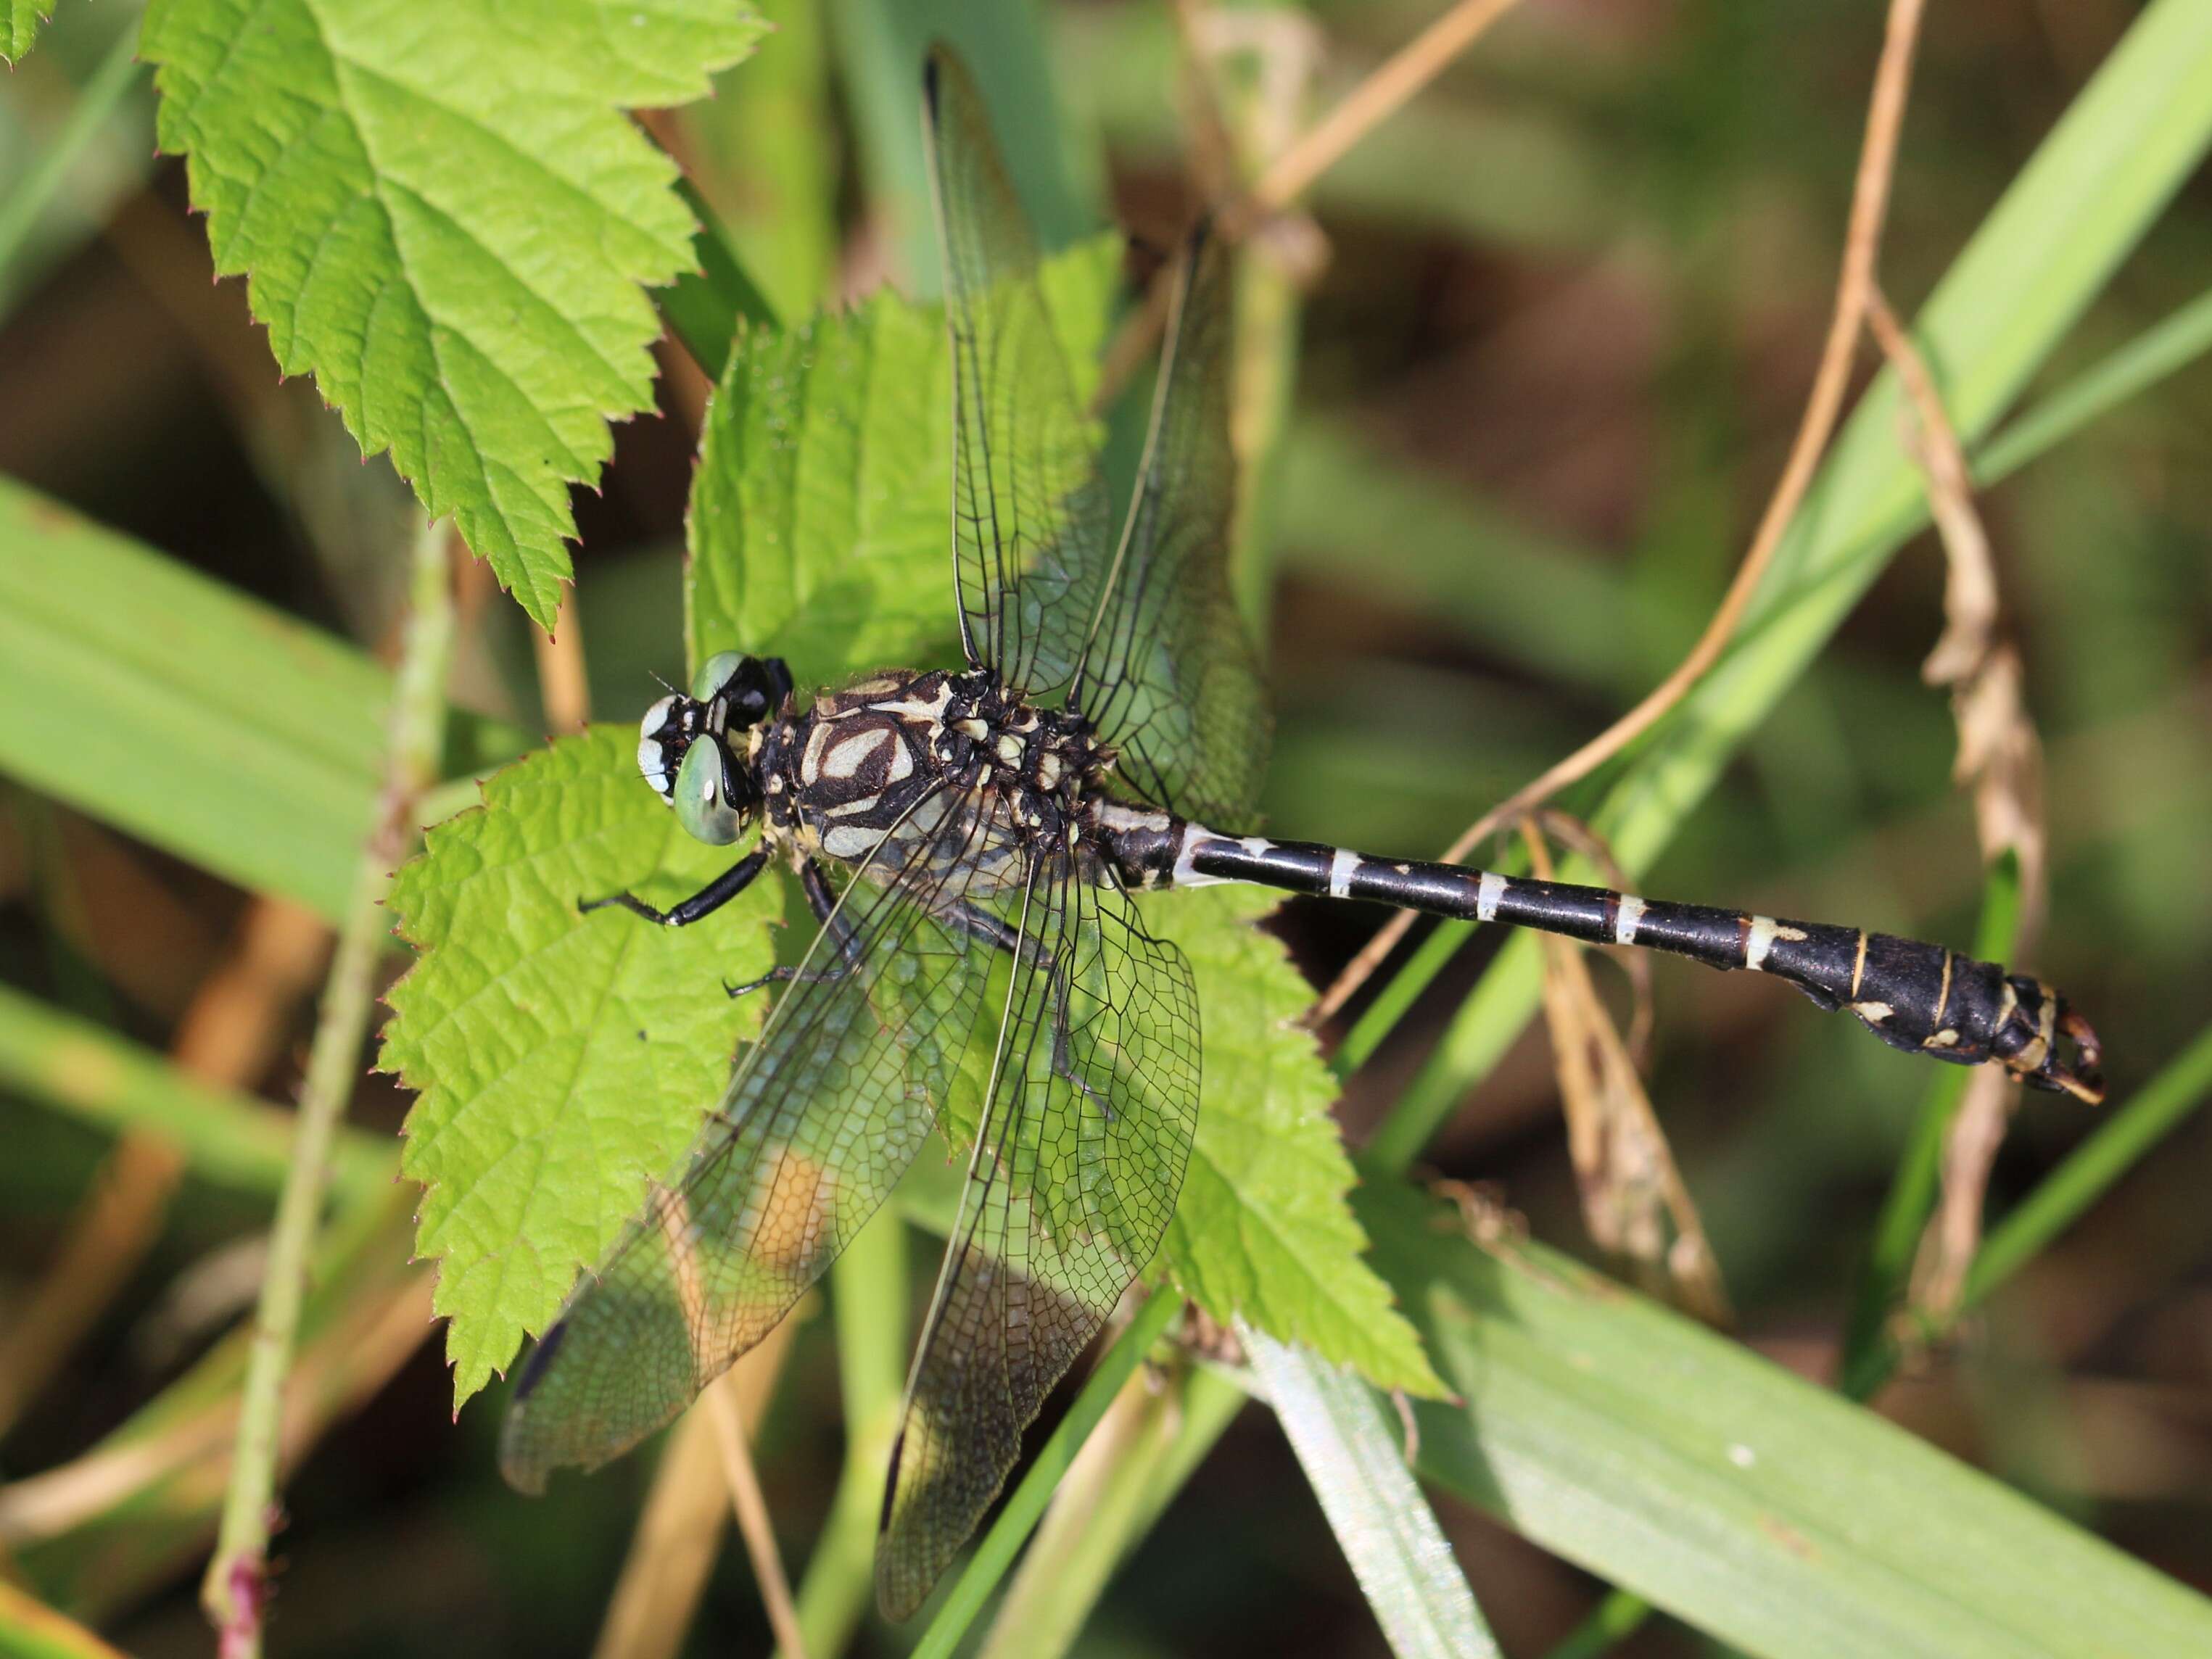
(1522, 823, 1730, 1325)
(617, 1185, 809, 1659)
(706, 1368, 809, 1659)
(1532, 808, 1656, 1062)
(1865, 288, 2050, 932)
(0, 1136, 183, 1439)
(593, 1315, 802, 1659)
(1099, 0, 1504, 406)
(534, 582, 591, 735)
(1911, 1064, 2018, 1321)
(1311, 0, 1933, 1027)
(0, 1268, 433, 1548)
(1234, 0, 1522, 228)
(1864, 289, 2052, 1324)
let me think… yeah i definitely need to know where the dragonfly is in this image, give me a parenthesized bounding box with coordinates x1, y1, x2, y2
(499, 45, 2105, 1621)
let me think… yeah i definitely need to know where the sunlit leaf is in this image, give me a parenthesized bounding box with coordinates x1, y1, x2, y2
(381, 727, 780, 1403)
(139, 0, 767, 627)
(688, 233, 1120, 682)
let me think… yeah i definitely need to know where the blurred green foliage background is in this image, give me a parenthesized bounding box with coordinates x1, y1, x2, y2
(1, 1, 2209, 1654)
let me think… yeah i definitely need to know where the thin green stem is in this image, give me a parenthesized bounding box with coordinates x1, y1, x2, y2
(199, 515, 453, 1653)
(1363, 931, 1543, 1177)
(1838, 856, 2021, 1391)
(0, 981, 387, 1199)
(0, 23, 144, 299)
(909, 1291, 1183, 1659)
(981, 1359, 1251, 1659)
(1333, 916, 1467, 1083)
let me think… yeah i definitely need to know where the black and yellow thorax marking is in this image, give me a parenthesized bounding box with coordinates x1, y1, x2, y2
(764, 669, 1110, 895)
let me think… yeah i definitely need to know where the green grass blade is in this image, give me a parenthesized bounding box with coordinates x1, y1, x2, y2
(1359, 1182, 2212, 1659)
(0, 483, 523, 919)
(0, 21, 143, 301)
(0, 982, 387, 1201)
(1976, 281, 2212, 483)
(1246, 1326, 1499, 1659)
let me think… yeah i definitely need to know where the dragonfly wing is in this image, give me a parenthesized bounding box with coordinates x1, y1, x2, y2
(1074, 223, 1272, 830)
(923, 44, 1114, 699)
(500, 788, 1002, 1492)
(875, 865, 1200, 1620)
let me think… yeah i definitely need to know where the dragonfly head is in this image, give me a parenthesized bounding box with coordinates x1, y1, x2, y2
(637, 653, 791, 845)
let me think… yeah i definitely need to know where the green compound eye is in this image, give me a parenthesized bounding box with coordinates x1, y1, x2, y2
(672, 738, 742, 845)
(690, 651, 746, 704)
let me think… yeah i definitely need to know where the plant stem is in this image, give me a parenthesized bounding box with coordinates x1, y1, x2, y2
(0, 22, 144, 299)
(198, 515, 453, 1655)
(706, 1374, 809, 1659)
(980, 1354, 1186, 1659)
(909, 1291, 1182, 1659)
(1966, 1019, 2212, 1306)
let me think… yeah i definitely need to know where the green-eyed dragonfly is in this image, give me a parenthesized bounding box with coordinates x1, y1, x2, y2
(500, 45, 2103, 1621)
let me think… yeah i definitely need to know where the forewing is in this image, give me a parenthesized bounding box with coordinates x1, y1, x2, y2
(1073, 223, 1271, 830)
(500, 790, 999, 1492)
(875, 866, 1199, 1619)
(923, 45, 1113, 698)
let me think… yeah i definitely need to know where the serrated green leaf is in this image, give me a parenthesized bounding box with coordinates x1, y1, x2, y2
(381, 727, 781, 1404)
(3, 0, 52, 62)
(139, 0, 767, 629)
(687, 233, 1122, 682)
(1153, 888, 1445, 1398)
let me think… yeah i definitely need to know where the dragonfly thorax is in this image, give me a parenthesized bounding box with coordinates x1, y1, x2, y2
(761, 666, 1110, 888)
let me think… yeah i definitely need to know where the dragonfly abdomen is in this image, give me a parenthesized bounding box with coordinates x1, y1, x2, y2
(1141, 822, 2101, 1102)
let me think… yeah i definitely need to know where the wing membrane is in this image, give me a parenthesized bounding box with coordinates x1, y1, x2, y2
(1074, 223, 1272, 829)
(875, 864, 1199, 1619)
(500, 790, 1002, 1491)
(922, 46, 1113, 698)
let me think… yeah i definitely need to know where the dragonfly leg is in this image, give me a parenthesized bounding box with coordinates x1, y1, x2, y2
(726, 858, 864, 997)
(579, 846, 768, 927)
(934, 899, 1104, 1112)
